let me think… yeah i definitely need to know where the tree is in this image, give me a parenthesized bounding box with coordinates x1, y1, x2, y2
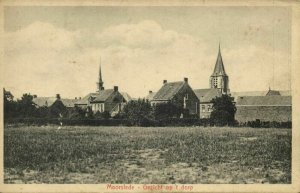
(16, 93, 37, 118)
(4, 88, 14, 101)
(210, 95, 236, 126)
(49, 100, 67, 118)
(122, 99, 153, 126)
(35, 106, 50, 118)
(153, 102, 183, 120)
(3, 89, 18, 119)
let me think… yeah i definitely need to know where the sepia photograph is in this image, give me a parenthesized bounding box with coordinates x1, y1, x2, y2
(1, 0, 300, 192)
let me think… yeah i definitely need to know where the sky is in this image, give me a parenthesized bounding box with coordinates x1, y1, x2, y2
(2, 6, 291, 99)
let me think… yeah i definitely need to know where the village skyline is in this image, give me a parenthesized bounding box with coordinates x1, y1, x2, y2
(2, 6, 291, 99)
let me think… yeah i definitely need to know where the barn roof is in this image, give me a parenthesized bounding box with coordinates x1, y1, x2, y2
(194, 88, 222, 103)
(236, 96, 291, 106)
(33, 97, 57, 107)
(231, 90, 291, 98)
(33, 97, 79, 107)
(152, 81, 185, 101)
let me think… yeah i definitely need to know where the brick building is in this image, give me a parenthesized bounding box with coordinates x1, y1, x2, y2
(194, 88, 222, 118)
(151, 78, 199, 117)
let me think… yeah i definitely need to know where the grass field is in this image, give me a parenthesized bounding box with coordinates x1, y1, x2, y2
(4, 126, 291, 184)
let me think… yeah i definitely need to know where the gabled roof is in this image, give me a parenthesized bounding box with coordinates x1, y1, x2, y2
(236, 96, 291, 106)
(152, 81, 185, 101)
(60, 99, 78, 108)
(121, 92, 132, 102)
(33, 97, 79, 107)
(92, 89, 115, 102)
(75, 93, 99, 105)
(231, 91, 267, 98)
(145, 92, 157, 101)
(33, 97, 57, 107)
(212, 45, 227, 76)
(194, 88, 222, 103)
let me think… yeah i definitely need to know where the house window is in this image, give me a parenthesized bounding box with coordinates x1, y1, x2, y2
(202, 105, 206, 112)
(208, 105, 212, 112)
(102, 103, 105, 112)
(185, 94, 189, 100)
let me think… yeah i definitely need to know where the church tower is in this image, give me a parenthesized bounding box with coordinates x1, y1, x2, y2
(210, 44, 229, 94)
(97, 59, 104, 92)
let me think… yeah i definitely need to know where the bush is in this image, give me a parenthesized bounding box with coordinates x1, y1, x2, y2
(244, 120, 291, 128)
(153, 102, 183, 119)
(94, 111, 111, 119)
(122, 99, 153, 126)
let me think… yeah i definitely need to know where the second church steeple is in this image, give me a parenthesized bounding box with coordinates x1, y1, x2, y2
(209, 44, 229, 94)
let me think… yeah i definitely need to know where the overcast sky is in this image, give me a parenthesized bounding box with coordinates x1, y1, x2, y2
(3, 6, 291, 99)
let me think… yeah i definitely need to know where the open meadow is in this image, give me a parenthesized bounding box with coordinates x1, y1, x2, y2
(4, 126, 291, 184)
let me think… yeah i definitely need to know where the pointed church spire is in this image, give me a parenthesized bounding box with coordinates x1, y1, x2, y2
(212, 43, 227, 76)
(97, 57, 104, 91)
(210, 43, 229, 94)
(99, 60, 103, 83)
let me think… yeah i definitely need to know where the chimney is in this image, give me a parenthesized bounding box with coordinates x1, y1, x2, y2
(56, 94, 61, 99)
(163, 80, 167, 84)
(184, 77, 188, 83)
(114, 86, 118, 92)
(75, 97, 77, 100)
(149, 90, 153, 94)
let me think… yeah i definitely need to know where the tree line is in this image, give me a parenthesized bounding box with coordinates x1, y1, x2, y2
(4, 89, 237, 126)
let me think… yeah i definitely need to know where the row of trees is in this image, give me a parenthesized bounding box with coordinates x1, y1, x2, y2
(121, 95, 236, 126)
(4, 89, 237, 126)
(4, 93, 50, 119)
(4, 92, 89, 120)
